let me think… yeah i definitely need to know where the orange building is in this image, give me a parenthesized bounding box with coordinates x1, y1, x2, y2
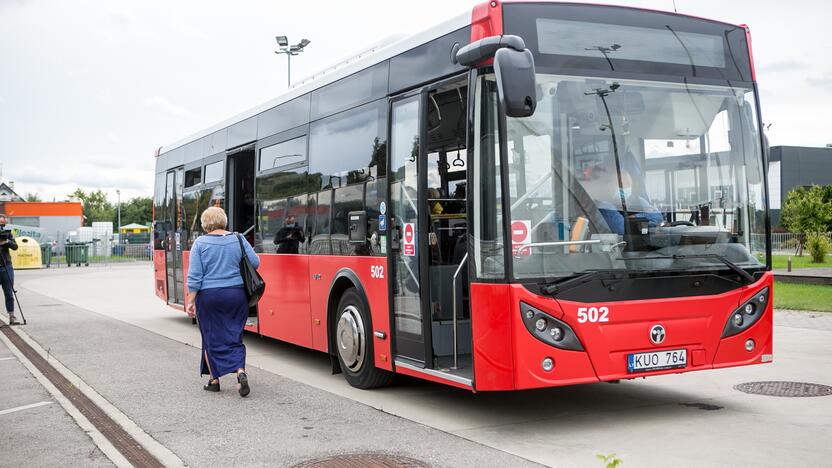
(1, 201, 84, 244)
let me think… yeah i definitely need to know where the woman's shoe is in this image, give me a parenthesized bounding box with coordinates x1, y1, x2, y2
(237, 372, 250, 397)
(203, 379, 220, 392)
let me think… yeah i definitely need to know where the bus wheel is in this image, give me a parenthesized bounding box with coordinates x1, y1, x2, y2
(335, 288, 392, 389)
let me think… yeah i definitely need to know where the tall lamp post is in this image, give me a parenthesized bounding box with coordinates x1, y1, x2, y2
(275, 36, 311, 88)
(116, 189, 121, 245)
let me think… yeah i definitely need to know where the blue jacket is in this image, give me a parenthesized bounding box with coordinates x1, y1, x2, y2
(187, 234, 260, 292)
(598, 196, 663, 235)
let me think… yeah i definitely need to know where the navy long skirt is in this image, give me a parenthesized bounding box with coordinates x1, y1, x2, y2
(196, 286, 248, 378)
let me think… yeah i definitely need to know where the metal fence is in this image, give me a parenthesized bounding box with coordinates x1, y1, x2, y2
(43, 242, 152, 268)
(758, 232, 832, 254)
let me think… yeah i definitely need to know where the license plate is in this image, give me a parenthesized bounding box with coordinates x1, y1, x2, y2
(627, 349, 687, 373)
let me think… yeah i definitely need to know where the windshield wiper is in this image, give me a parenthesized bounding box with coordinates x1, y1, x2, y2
(539, 269, 623, 296)
(626, 253, 756, 285)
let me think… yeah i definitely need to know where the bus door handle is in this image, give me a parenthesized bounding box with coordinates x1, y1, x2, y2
(390, 224, 401, 251)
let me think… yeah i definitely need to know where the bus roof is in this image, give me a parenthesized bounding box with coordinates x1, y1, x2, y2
(158, 9, 471, 156)
(157, 1, 748, 158)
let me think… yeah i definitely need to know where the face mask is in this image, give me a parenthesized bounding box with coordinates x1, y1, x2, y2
(619, 187, 632, 200)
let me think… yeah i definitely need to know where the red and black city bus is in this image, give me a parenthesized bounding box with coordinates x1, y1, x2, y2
(153, 1, 773, 391)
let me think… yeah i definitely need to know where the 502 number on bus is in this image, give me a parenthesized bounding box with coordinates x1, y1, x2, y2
(576, 306, 609, 323)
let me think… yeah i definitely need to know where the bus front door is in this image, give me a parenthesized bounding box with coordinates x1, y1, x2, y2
(389, 93, 428, 364)
(389, 79, 472, 379)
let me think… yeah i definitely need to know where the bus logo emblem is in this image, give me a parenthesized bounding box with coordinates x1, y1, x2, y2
(650, 324, 666, 345)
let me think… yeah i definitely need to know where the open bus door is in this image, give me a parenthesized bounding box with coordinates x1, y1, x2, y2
(388, 77, 472, 385)
(226, 144, 258, 331)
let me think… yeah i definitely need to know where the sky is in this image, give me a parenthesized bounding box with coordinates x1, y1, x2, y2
(1, 0, 830, 202)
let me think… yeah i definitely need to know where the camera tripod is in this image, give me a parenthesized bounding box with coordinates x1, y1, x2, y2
(0, 249, 26, 326)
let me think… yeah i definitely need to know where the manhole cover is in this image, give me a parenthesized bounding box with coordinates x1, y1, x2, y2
(735, 381, 832, 397)
(293, 453, 429, 468)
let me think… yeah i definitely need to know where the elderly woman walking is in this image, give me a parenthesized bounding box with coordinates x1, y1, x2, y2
(186, 207, 260, 397)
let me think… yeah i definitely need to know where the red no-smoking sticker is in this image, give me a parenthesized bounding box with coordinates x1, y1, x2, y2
(511, 220, 531, 256)
(403, 223, 416, 256)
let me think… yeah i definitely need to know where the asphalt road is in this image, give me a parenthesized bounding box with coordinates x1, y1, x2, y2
(9, 263, 832, 467)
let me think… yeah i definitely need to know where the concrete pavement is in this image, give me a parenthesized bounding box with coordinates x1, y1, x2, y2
(0, 332, 112, 467)
(4, 274, 539, 467)
(9, 264, 832, 467)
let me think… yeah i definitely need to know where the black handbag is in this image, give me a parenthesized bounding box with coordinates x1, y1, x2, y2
(236, 233, 265, 309)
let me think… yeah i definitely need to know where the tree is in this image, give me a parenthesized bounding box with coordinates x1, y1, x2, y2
(115, 197, 152, 227)
(780, 185, 832, 256)
(68, 188, 115, 226)
(25, 193, 42, 202)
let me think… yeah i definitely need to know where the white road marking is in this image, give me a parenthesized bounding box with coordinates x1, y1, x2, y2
(0, 356, 17, 361)
(0, 401, 53, 416)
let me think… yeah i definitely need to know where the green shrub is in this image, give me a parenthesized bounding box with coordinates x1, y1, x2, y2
(806, 234, 830, 263)
(597, 454, 622, 468)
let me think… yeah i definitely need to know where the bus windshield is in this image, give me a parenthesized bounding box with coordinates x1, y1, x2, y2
(502, 74, 767, 281)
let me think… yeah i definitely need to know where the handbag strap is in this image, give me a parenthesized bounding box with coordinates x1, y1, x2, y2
(235, 233, 246, 260)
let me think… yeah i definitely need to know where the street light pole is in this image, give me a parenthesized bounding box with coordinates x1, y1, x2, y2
(275, 36, 311, 88)
(116, 189, 121, 244)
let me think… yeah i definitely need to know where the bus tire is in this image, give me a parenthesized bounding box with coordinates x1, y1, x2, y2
(334, 288, 393, 389)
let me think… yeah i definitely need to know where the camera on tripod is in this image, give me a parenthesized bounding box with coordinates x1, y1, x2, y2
(0, 229, 12, 243)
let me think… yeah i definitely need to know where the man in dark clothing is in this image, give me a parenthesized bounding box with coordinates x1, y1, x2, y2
(0, 214, 19, 325)
(274, 215, 305, 254)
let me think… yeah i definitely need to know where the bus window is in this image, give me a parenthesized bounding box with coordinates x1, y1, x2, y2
(310, 190, 332, 255)
(255, 166, 309, 253)
(182, 190, 200, 248)
(204, 161, 224, 184)
(184, 167, 202, 188)
(332, 183, 364, 255)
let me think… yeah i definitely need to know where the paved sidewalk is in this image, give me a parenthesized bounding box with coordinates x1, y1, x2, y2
(0, 332, 112, 467)
(774, 309, 832, 331)
(6, 287, 540, 468)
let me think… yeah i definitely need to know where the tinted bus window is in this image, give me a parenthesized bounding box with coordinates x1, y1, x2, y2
(309, 99, 387, 190)
(153, 172, 166, 249)
(259, 136, 307, 172)
(310, 62, 389, 120)
(257, 94, 311, 139)
(332, 184, 364, 255)
(184, 167, 202, 187)
(310, 190, 332, 255)
(182, 190, 200, 247)
(204, 161, 224, 183)
(255, 167, 308, 252)
(364, 176, 386, 256)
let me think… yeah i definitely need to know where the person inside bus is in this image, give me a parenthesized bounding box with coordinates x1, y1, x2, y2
(274, 215, 305, 254)
(596, 169, 663, 235)
(186, 206, 260, 397)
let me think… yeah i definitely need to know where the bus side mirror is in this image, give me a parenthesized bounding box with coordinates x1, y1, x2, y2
(455, 35, 537, 118)
(494, 48, 537, 118)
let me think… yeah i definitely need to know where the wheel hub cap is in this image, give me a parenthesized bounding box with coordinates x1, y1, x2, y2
(336, 305, 365, 372)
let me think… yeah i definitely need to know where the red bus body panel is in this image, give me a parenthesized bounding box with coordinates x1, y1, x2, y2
(470, 272, 773, 391)
(153, 250, 167, 302)
(258, 254, 313, 347)
(307, 255, 392, 371)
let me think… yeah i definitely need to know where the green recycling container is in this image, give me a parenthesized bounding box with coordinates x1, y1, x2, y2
(66, 242, 90, 267)
(40, 244, 52, 268)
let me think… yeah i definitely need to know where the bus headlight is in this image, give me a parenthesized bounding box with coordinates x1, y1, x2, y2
(520, 302, 584, 351)
(722, 287, 769, 338)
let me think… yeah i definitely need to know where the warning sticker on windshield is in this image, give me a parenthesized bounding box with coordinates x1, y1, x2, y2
(511, 220, 531, 256)
(403, 222, 416, 256)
